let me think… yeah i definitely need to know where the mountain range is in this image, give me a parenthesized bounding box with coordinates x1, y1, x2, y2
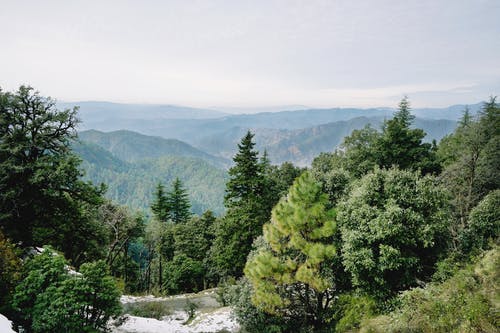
(70, 100, 483, 213)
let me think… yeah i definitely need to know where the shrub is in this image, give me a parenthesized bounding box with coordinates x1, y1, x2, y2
(12, 248, 121, 332)
(123, 301, 171, 319)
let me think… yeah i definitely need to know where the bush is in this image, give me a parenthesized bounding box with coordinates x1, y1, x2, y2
(12, 248, 121, 332)
(123, 301, 171, 319)
(163, 254, 204, 294)
(459, 190, 500, 255)
(359, 246, 500, 333)
(0, 231, 21, 314)
(333, 294, 377, 333)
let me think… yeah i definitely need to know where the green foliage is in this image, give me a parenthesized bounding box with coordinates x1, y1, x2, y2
(123, 301, 171, 319)
(341, 125, 381, 178)
(12, 248, 121, 332)
(222, 278, 291, 333)
(333, 294, 377, 333)
(0, 231, 21, 314)
(79, 153, 228, 215)
(338, 167, 450, 299)
(459, 190, 500, 254)
(245, 172, 337, 330)
(210, 131, 273, 278)
(377, 97, 441, 174)
(333, 97, 441, 179)
(438, 98, 499, 237)
(164, 254, 204, 294)
(360, 246, 500, 333)
(151, 183, 170, 222)
(168, 178, 192, 224)
(0, 86, 106, 266)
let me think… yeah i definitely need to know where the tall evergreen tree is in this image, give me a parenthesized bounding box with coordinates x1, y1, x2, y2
(167, 178, 191, 224)
(210, 131, 271, 278)
(151, 182, 169, 223)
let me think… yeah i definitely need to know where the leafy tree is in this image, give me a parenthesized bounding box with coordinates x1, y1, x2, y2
(12, 247, 68, 330)
(222, 277, 292, 333)
(438, 98, 499, 250)
(163, 254, 204, 294)
(267, 161, 305, 200)
(0, 86, 106, 266)
(0, 230, 21, 314)
(458, 190, 500, 254)
(13, 249, 121, 332)
(334, 97, 440, 180)
(167, 177, 191, 224)
(337, 167, 450, 300)
(173, 211, 215, 263)
(32, 261, 121, 333)
(245, 172, 338, 330)
(98, 201, 144, 291)
(341, 125, 380, 178)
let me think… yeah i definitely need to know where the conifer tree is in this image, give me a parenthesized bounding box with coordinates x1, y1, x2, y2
(151, 182, 169, 223)
(244, 171, 337, 330)
(210, 131, 271, 278)
(377, 96, 440, 174)
(167, 178, 191, 224)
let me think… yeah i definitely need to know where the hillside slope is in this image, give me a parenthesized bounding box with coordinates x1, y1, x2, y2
(74, 142, 227, 215)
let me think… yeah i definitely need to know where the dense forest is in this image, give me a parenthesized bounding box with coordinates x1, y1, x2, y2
(0, 86, 498, 332)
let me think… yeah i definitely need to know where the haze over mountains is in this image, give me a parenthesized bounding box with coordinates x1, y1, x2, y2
(71, 100, 481, 213)
(70, 101, 480, 165)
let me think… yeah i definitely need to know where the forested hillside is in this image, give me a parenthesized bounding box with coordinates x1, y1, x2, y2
(73, 141, 227, 214)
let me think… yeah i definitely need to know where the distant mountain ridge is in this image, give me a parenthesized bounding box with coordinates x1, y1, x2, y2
(78, 129, 230, 168)
(193, 116, 458, 166)
(58, 101, 228, 123)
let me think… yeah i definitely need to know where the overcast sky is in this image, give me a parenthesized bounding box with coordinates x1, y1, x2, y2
(1, 0, 499, 110)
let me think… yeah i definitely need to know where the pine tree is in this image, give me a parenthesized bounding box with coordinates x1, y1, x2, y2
(244, 171, 337, 330)
(167, 178, 191, 224)
(377, 96, 440, 174)
(210, 131, 271, 278)
(151, 183, 169, 223)
(225, 131, 262, 205)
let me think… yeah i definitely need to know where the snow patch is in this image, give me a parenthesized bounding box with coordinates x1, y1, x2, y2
(0, 313, 16, 333)
(113, 307, 238, 333)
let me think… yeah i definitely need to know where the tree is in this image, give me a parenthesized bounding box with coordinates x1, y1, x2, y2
(151, 183, 169, 223)
(245, 172, 338, 330)
(334, 97, 440, 179)
(13, 249, 121, 332)
(167, 178, 191, 224)
(98, 201, 144, 291)
(0, 86, 106, 266)
(337, 167, 450, 299)
(210, 131, 272, 278)
(458, 190, 500, 254)
(341, 125, 380, 178)
(376, 97, 440, 174)
(438, 98, 499, 249)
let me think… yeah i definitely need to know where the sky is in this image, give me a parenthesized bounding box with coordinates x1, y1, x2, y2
(1, 0, 499, 111)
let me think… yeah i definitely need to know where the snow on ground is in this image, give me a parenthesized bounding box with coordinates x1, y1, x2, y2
(113, 307, 238, 333)
(113, 290, 239, 333)
(120, 289, 217, 304)
(0, 314, 16, 333)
